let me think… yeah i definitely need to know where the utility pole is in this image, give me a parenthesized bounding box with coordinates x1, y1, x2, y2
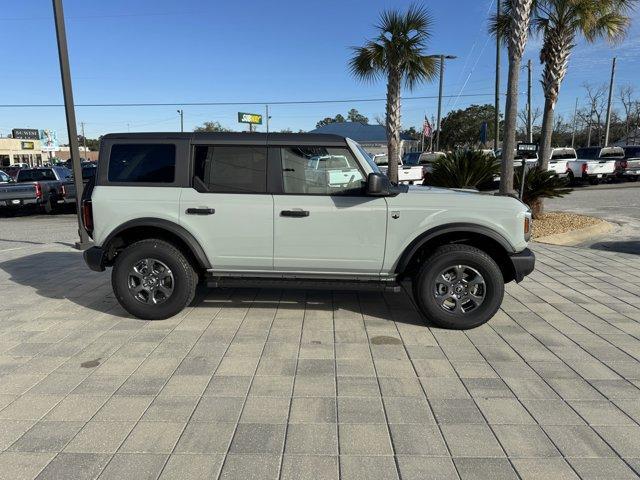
(177, 109, 184, 132)
(604, 57, 616, 147)
(265, 105, 270, 134)
(52, 0, 89, 249)
(80, 121, 87, 159)
(527, 59, 532, 143)
(494, 0, 501, 151)
(430, 115, 435, 152)
(430, 54, 457, 152)
(571, 97, 578, 148)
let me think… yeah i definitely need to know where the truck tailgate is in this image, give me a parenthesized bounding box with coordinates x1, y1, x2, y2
(547, 160, 567, 175)
(0, 184, 37, 204)
(398, 166, 423, 183)
(587, 160, 615, 175)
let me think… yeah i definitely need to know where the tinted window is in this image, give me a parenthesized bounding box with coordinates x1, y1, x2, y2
(624, 147, 640, 159)
(600, 149, 624, 159)
(108, 144, 175, 183)
(281, 146, 365, 195)
(576, 148, 599, 159)
(82, 167, 97, 180)
(0, 171, 9, 182)
(551, 151, 577, 160)
(193, 145, 266, 193)
(17, 169, 56, 182)
(403, 152, 421, 165)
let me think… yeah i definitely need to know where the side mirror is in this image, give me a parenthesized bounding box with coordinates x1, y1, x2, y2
(367, 172, 388, 196)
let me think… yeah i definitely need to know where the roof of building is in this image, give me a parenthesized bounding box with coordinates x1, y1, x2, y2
(309, 122, 415, 142)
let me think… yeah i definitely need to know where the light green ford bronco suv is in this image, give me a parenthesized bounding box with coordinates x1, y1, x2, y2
(82, 132, 534, 330)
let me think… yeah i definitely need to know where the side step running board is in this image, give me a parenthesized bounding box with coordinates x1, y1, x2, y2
(206, 276, 402, 293)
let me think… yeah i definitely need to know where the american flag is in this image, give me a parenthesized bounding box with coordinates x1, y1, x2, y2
(422, 116, 432, 138)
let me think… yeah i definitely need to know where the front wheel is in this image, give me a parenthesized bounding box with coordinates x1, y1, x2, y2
(412, 244, 505, 330)
(112, 239, 197, 320)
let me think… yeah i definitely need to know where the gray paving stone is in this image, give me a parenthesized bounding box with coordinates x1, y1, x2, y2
(0, 420, 35, 451)
(64, 421, 135, 453)
(191, 396, 244, 423)
(340, 455, 399, 480)
(203, 376, 252, 396)
(292, 376, 336, 396)
(493, 425, 561, 458)
(440, 424, 505, 458)
(119, 422, 185, 454)
(289, 397, 336, 423)
(389, 423, 448, 456)
(568, 458, 639, 480)
(430, 398, 485, 424)
(475, 398, 536, 425)
(0, 452, 56, 480)
(229, 423, 285, 454)
(397, 456, 458, 480)
(339, 424, 393, 455)
(141, 395, 199, 422)
(93, 395, 154, 422)
(454, 457, 518, 480)
(159, 453, 224, 480)
(593, 425, 640, 457)
(218, 454, 280, 480)
(337, 376, 380, 396)
(174, 422, 236, 454)
(285, 423, 338, 455)
(35, 453, 110, 480)
(98, 453, 167, 480)
(512, 458, 580, 480)
(249, 375, 294, 396)
(338, 397, 386, 423)
(519, 399, 586, 425)
(280, 455, 338, 480)
(8, 421, 84, 453)
(383, 396, 435, 424)
(240, 396, 290, 424)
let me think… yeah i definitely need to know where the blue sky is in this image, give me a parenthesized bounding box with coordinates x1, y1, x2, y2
(0, 0, 638, 142)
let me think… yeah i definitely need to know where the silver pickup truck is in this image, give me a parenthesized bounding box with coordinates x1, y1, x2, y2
(0, 166, 74, 213)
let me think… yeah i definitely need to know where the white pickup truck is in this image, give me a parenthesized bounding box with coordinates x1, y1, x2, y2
(621, 145, 640, 181)
(547, 147, 577, 177)
(567, 146, 625, 185)
(375, 152, 424, 185)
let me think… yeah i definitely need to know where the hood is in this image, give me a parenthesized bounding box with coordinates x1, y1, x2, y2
(396, 185, 529, 213)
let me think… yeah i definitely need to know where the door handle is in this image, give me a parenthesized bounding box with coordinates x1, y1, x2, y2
(186, 207, 215, 215)
(280, 209, 309, 217)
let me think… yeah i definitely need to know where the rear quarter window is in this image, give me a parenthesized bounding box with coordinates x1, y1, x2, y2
(108, 144, 176, 183)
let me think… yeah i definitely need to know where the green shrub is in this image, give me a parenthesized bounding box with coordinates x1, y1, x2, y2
(514, 166, 572, 218)
(428, 150, 499, 189)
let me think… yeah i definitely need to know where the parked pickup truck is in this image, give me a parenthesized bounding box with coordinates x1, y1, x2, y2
(621, 145, 640, 181)
(567, 147, 626, 184)
(547, 147, 577, 177)
(376, 152, 424, 184)
(0, 166, 74, 212)
(82, 132, 535, 330)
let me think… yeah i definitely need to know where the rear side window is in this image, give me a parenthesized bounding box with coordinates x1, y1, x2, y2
(17, 169, 56, 182)
(193, 145, 267, 193)
(108, 144, 176, 183)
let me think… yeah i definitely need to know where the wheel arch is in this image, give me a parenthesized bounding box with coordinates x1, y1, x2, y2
(394, 223, 517, 283)
(101, 218, 211, 270)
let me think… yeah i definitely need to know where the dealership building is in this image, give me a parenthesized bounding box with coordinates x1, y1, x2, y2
(0, 128, 70, 167)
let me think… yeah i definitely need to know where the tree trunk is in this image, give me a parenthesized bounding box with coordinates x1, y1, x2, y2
(538, 97, 555, 170)
(386, 68, 402, 185)
(530, 197, 544, 219)
(500, 57, 522, 195)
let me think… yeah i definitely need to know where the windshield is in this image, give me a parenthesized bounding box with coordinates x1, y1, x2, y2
(353, 142, 381, 173)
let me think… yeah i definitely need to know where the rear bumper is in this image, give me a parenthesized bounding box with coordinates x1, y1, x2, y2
(509, 248, 535, 283)
(83, 246, 106, 272)
(0, 198, 40, 207)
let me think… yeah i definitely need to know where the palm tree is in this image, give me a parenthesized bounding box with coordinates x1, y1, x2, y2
(535, 0, 635, 171)
(491, 0, 535, 195)
(349, 4, 438, 184)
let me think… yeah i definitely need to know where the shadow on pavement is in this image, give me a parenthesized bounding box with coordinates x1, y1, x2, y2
(0, 251, 120, 315)
(0, 251, 429, 327)
(589, 240, 640, 255)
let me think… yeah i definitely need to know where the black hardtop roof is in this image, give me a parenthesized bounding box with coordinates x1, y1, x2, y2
(101, 132, 348, 146)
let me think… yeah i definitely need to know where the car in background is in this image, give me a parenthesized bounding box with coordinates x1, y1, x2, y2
(568, 146, 626, 184)
(0, 166, 74, 213)
(2, 165, 23, 179)
(0, 170, 12, 184)
(547, 147, 577, 178)
(621, 145, 640, 181)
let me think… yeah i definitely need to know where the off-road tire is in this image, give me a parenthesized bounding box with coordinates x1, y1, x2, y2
(412, 244, 504, 330)
(112, 239, 197, 320)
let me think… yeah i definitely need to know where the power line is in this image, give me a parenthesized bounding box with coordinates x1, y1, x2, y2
(0, 92, 499, 109)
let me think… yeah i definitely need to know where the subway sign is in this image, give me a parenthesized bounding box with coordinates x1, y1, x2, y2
(21, 141, 35, 150)
(237, 112, 263, 125)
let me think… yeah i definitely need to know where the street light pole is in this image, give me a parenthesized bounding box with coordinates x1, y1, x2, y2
(177, 109, 184, 132)
(52, 0, 89, 249)
(527, 59, 532, 143)
(604, 57, 616, 147)
(430, 54, 457, 152)
(571, 97, 579, 149)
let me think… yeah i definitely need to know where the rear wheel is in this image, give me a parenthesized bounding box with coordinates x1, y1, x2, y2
(112, 239, 197, 320)
(412, 244, 504, 330)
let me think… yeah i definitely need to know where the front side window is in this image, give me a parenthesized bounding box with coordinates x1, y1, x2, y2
(281, 146, 365, 195)
(108, 144, 175, 183)
(193, 145, 267, 193)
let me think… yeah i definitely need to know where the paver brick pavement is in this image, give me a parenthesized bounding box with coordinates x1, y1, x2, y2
(1, 241, 640, 479)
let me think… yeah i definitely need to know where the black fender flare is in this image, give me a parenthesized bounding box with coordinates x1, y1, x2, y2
(394, 223, 516, 274)
(102, 217, 211, 269)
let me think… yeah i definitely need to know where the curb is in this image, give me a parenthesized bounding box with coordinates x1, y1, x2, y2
(534, 220, 614, 246)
